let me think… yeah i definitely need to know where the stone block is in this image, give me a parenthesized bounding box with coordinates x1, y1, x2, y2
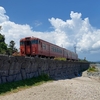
(15, 56, 25, 63)
(15, 74, 22, 81)
(62, 64, 67, 69)
(34, 72, 38, 77)
(40, 61, 49, 71)
(29, 73, 34, 78)
(9, 57, 22, 75)
(26, 73, 30, 79)
(7, 75, 14, 82)
(0, 58, 10, 76)
(9, 63, 21, 75)
(21, 58, 31, 69)
(38, 68, 42, 75)
(1, 77, 7, 83)
(21, 69, 26, 80)
(49, 69, 56, 76)
(0, 78, 1, 84)
(57, 63, 62, 69)
(13, 75, 17, 81)
(31, 62, 38, 72)
(42, 70, 49, 75)
(49, 63, 56, 70)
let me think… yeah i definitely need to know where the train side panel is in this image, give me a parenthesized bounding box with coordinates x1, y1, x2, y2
(49, 44, 63, 58)
(71, 52, 76, 60)
(37, 39, 50, 57)
(63, 49, 68, 59)
(75, 53, 78, 60)
(71, 52, 78, 61)
(67, 50, 72, 60)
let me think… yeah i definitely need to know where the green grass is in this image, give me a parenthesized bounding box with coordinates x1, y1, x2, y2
(54, 57, 66, 61)
(0, 74, 52, 95)
(87, 66, 98, 72)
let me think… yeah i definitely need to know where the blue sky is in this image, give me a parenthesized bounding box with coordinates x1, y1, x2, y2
(0, 0, 100, 61)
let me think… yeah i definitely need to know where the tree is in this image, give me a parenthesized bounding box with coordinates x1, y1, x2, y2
(0, 34, 5, 42)
(0, 33, 7, 54)
(8, 40, 18, 55)
(0, 26, 18, 55)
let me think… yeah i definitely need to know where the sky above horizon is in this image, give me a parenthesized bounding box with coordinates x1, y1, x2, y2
(0, 0, 100, 61)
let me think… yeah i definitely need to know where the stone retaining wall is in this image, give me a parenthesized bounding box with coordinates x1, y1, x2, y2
(0, 55, 89, 84)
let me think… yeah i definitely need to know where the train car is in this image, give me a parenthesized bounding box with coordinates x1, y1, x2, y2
(20, 37, 63, 58)
(20, 37, 78, 60)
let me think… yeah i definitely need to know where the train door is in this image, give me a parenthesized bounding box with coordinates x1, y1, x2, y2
(31, 39, 39, 56)
(39, 41, 43, 54)
(25, 40, 31, 56)
(20, 40, 25, 56)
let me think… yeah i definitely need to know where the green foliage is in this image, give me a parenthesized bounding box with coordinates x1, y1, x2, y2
(54, 57, 66, 61)
(0, 34, 7, 54)
(0, 33, 18, 55)
(0, 33, 5, 42)
(8, 40, 18, 55)
(0, 42, 7, 49)
(78, 58, 89, 62)
(87, 66, 98, 72)
(0, 74, 52, 95)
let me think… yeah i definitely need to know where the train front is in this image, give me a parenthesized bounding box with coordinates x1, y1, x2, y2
(20, 37, 32, 56)
(20, 37, 39, 56)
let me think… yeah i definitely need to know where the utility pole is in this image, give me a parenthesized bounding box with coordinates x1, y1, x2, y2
(0, 26, 2, 32)
(0, 26, 2, 31)
(74, 45, 76, 53)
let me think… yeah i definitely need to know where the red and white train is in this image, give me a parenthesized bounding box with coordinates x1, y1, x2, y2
(20, 37, 78, 61)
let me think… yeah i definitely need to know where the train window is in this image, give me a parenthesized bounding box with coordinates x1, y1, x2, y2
(46, 45, 49, 50)
(35, 40, 38, 44)
(26, 41, 31, 45)
(64, 51, 67, 55)
(54, 48, 55, 52)
(38, 40, 40, 44)
(60, 50, 62, 54)
(51, 47, 54, 52)
(20, 41, 25, 45)
(31, 40, 38, 44)
(42, 44, 46, 49)
(59, 49, 62, 54)
(55, 48, 56, 52)
(57, 48, 58, 53)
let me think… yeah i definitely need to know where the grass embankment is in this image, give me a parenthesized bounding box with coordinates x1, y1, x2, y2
(87, 65, 99, 72)
(0, 74, 52, 95)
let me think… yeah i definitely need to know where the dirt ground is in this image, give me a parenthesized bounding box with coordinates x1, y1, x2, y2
(0, 71, 100, 100)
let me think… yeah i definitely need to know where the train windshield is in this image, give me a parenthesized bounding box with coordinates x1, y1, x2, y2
(31, 39, 39, 44)
(20, 41, 25, 45)
(26, 41, 31, 45)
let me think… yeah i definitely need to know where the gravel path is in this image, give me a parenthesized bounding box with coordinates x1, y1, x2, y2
(0, 75, 100, 100)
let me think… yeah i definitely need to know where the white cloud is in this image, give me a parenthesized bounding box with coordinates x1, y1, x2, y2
(0, 7, 9, 23)
(49, 11, 100, 54)
(0, 6, 100, 57)
(34, 20, 42, 27)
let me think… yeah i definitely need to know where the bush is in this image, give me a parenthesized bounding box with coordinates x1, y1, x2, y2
(87, 66, 98, 72)
(54, 57, 66, 61)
